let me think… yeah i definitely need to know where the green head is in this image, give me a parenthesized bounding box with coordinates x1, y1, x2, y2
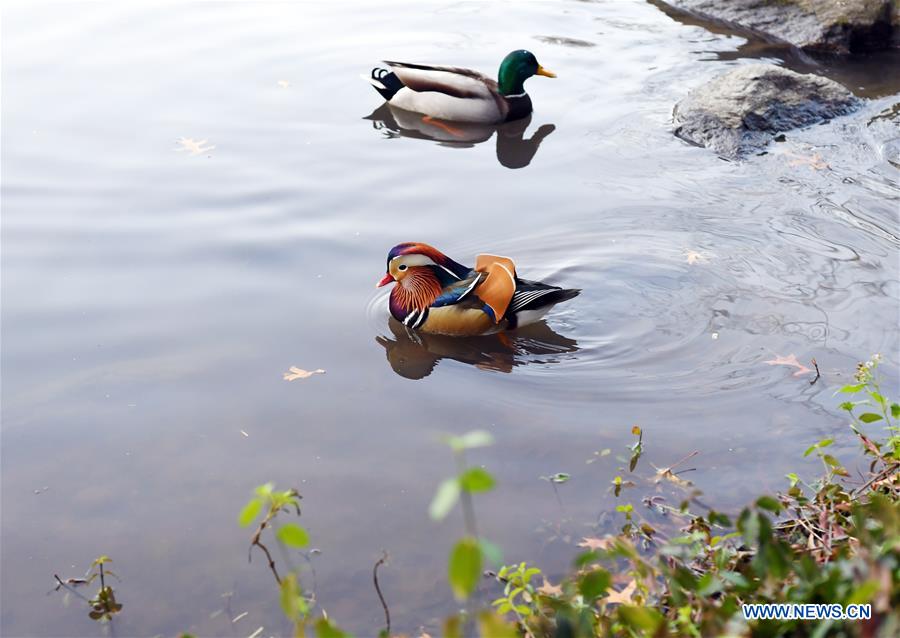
(497, 50, 556, 96)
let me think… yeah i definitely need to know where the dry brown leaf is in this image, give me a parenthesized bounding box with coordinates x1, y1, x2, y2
(578, 536, 613, 551)
(176, 137, 215, 155)
(764, 354, 812, 377)
(536, 577, 563, 597)
(601, 579, 636, 605)
(283, 366, 326, 381)
(654, 467, 694, 488)
(786, 152, 829, 170)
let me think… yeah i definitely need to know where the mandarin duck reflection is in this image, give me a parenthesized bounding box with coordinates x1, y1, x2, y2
(377, 243, 579, 336)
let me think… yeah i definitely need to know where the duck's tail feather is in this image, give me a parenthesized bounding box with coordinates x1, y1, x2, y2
(365, 67, 404, 101)
(510, 286, 580, 313)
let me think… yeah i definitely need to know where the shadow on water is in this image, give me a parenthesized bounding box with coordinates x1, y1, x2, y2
(647, 0, 900, 98)
(364, 103, 556, 168)
(375, 318, 579, 380)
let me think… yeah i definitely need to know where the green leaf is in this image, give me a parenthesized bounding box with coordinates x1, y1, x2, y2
(803, 438, 834, 456)
(478, 539, 503, 567)
(891, 403, 899, 418)
(279, 572, 308, 621)
(578, 568, 611, 601)
(448, 537, 482, 600)
(544, 472, 570, 484)
(756, 496, 782, 513)
(786, 472, 800, 487)
(276, 523, 310, 548)
(848, 580, 881, 605)
(315, 617, 350, 638)
(238, 499, 263, 527)
(868, 391, 886, 407)
(617, 605, 664, 631)
(443, 614, 463, 638)
(459, 468, 495, 493)
(859, 413, 883, 423)
(254, 482, 275, 498)
(444, 430, 494, 452)
(429, 478, 460, 520)
(838, 384, 865, 394)
(477, 611, 518, 638)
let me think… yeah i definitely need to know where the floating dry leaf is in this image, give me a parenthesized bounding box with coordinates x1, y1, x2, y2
(683, 249, 709, 265)
(240, 430, 249, 437)
(578, 536, 613, 551)
(277, 80, 291, 88)
(786, 152, 829, 170)
(764, 354, 812, 377)
(176, 137, 215, 155)
(652, 451, 698, 489)
(601, 579, 636, 605)
(283, 366, 326, 381)
(536, 577, 563, 597)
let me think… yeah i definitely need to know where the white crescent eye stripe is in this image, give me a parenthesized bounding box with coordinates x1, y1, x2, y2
(390, 254, 461, 280)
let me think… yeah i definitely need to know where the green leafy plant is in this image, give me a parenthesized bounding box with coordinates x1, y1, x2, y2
(430, 430, 501, 600)
(53, 555, 123, 623)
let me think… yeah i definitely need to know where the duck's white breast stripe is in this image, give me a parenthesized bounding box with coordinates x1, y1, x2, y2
(459, 274, 482, 299)
(438, 265, 462, 280)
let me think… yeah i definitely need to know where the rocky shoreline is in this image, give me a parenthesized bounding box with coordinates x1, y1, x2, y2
(651, 0, 898, 54)
(673, 64, 862, 159)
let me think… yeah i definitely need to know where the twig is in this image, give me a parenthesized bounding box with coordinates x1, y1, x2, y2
(809, 358, 820, 385)
(52, 575, 91, 601)
(373, 551, 391, 636)
(852, 462, 899, 496)
(249, 514, 282, 584)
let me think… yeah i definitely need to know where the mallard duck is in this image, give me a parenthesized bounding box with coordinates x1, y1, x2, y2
(377, 242, 579, 336)
(365, 50, 555, 124)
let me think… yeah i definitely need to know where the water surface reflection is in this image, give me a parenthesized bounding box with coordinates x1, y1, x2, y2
(376, 318, 579, 379)
(365, 104, 556, 168)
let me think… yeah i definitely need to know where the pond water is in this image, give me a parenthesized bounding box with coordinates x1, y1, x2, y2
(2, 1, 899, 635)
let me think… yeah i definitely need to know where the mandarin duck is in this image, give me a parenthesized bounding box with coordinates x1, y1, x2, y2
(365, 50, 555, 124)
(377, 242, 579, 336)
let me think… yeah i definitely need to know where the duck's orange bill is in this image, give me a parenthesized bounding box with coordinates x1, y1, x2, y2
(536, 65, 556, 78)
(376, 274, 394, 287)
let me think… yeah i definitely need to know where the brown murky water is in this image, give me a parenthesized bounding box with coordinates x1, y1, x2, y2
(2, 1, 898, 636)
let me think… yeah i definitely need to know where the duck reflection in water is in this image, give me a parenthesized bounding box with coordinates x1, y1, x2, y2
(364, 103, 555, 169)
(376, 318, 579, 380)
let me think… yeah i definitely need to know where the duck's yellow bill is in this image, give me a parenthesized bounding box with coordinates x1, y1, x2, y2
(536, 65, 557, 78)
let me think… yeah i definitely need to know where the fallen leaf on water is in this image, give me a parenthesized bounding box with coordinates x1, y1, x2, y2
(786, 152, 829, 170)
(578, 536, 613, 551)
(240, 430, 249, 437)
(176, 137, 215, 155)
(536, 577, 563, 597)
(683, 249, 709, 265)
(601, 579, 636, 605)
(277, 80, 290, 88)
(653, 466, 694, 489)
(764, 354, 812, 377)
(283, 367, 326, 381)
